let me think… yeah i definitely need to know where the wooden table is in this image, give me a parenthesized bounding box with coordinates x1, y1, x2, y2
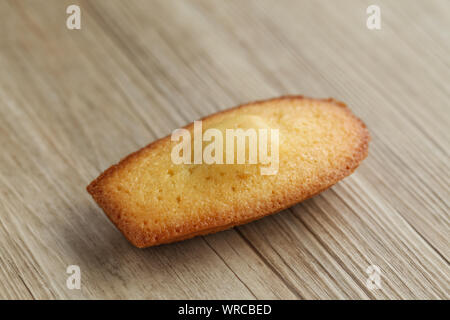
(0, 0, 448, 299)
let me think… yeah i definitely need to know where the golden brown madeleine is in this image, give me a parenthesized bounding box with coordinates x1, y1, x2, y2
(87, 96, 370, 248)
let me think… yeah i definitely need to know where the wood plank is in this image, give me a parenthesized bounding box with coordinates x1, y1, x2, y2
(0, 0, 289, 299)
(0, 0, 448, 299)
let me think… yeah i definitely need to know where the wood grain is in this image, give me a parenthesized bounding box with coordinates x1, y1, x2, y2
(0, 0, 448, 299)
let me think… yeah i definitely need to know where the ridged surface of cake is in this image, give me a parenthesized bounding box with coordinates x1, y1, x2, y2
(87, 96, 370, 247)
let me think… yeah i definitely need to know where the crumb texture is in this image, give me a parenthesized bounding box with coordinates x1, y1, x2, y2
(87, 96, 369, 247)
